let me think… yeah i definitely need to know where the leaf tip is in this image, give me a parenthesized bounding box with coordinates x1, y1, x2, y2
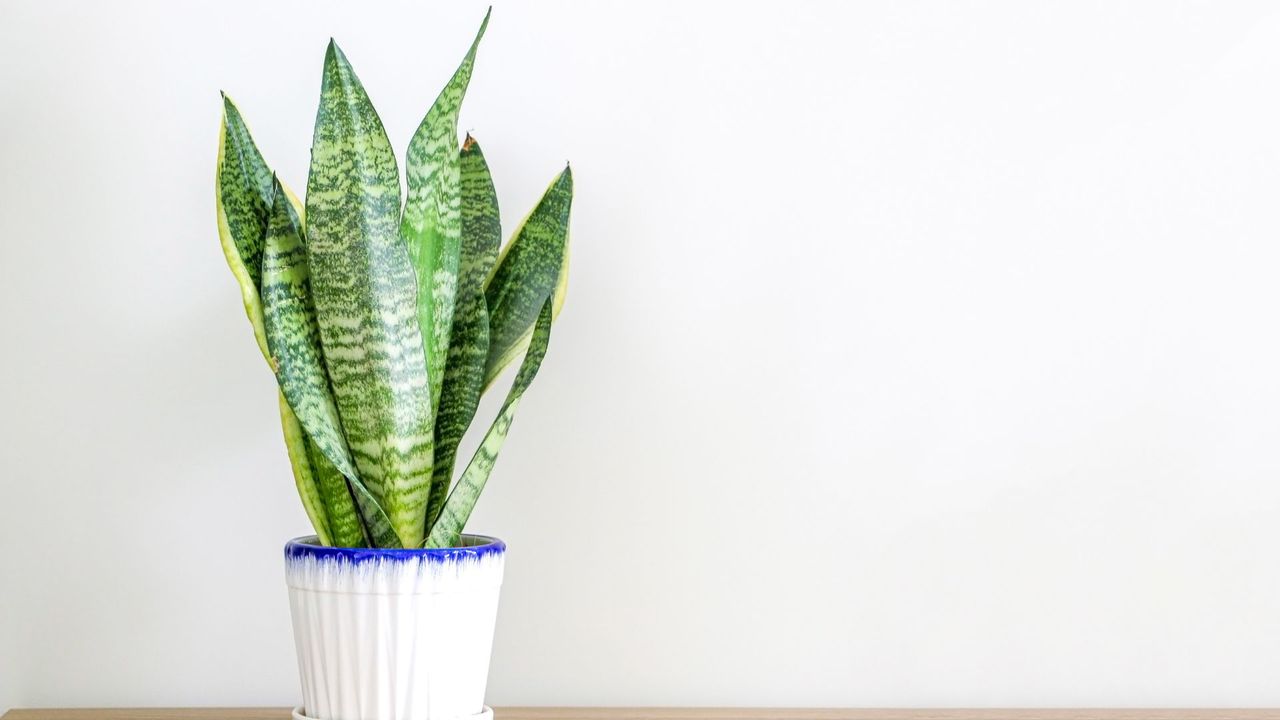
(325, 38, 346, 66)
(464, 7, 490, 54)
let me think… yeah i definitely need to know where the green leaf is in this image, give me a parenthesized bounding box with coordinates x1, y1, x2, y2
(305, 40, 436, 548)
(262, 179, 360, 479)
(401, 9, 490, 413)
(483, 165, 573, 390)
(215, 93, 273, 361)
(281, 397, 397, 548)
(426, 298, 555, 548)
(261, 178, 368, 547)
(278, 395, 333, 546)
(304, 433, 366, 547)
(425, 136, 501, 530)
(217, 97, 335, 544)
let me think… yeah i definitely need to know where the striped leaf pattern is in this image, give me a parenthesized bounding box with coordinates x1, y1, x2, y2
(261, 178, 359, 480)
(218, 97, 334, 543)
(279, 396, 333, 546)
(426, 298, 555, 548)
(426, 137, 502, 529)
(483, 166, 573, 390)
(215, 94, 273, 360)
(401, 9, 490, 413)
(305, 437, 367, 547)
(305, 41, 436, 548)
(260, 179, 367, 547)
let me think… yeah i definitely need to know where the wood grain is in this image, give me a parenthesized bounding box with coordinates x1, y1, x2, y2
(4, 709, 1280, 720)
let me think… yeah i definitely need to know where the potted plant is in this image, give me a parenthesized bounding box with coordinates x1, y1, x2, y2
(213, 10, 572, 720)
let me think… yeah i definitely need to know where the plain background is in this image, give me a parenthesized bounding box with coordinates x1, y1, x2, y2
(4, 0, 1280, 710)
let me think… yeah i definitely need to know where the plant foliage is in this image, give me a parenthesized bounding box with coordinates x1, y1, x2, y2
(214, 9, 572, 548)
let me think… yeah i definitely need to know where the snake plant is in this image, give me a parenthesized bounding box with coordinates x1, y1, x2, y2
(214, 10, 572, 549)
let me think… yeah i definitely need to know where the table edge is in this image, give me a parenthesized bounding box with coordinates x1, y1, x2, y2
(5, 709, 1280, 720)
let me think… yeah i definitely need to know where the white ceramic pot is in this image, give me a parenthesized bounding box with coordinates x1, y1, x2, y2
(284, 534, 505, 720)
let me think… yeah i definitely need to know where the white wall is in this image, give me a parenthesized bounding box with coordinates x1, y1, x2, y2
(4, 0, 1280, 710)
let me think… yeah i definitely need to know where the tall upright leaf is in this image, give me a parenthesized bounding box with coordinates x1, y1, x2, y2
(426, 137, 501, 530)
(305, 41, 435, 548)
(217, 96, 331, 543)
(401, 9, 490, 412)
(260, 178, 366, 547)
(426, 298, 555, 548)
(215, 93, 273, 361)
(262, 178, 359, 480)
(483, 166, 573, 390)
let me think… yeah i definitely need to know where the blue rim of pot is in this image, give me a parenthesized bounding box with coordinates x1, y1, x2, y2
(285, 534, 505, 565)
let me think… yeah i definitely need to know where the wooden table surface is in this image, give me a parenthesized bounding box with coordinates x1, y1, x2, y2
(4, 710, 1280, 720)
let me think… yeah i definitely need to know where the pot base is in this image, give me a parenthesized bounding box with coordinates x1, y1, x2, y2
(291, 707, 494, 720)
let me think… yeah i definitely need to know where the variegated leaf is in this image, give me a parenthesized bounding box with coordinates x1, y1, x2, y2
(426, 298, 555, 548)
(278, 395, 333, 545)
(217, 96, 335, 543)
(426, 136, 501, 530)
(304, 431, 366, 547)
(483, 165, 572, 390)
(402, 9, 490, 413)
(261, 178, 368, 547)
(262, 178, 359, 478)
(215, 93, 273, 360)
(305, 41, 435, 548)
